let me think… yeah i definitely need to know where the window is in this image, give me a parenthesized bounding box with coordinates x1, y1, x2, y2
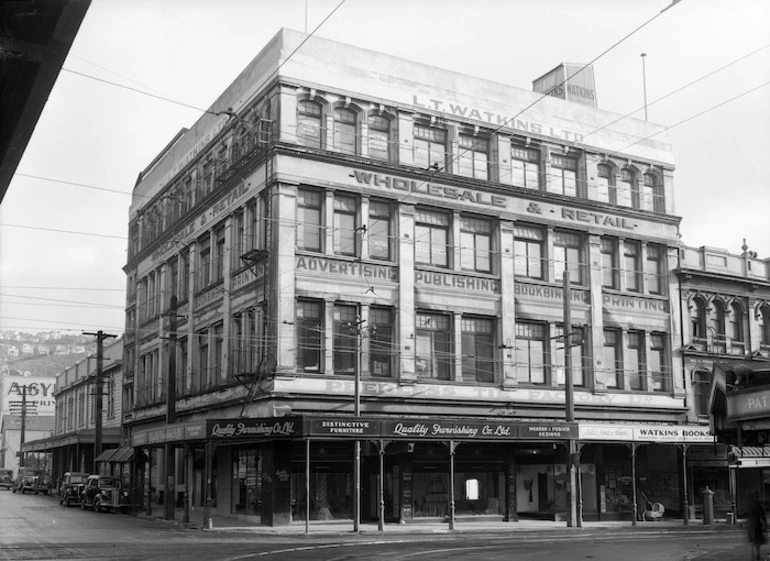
(333, 304, 358, 375)
(297, 189, 323, 252)
(690, 297, 707, 348)
(297, 99, 323, 148)
(368, 114, 391, 161)
(413, 124, 447, 170)
(760, 305, 770, 347)
(333, 107, 357, 154)
(368, 200, 392, 261)
(415, 209, 450, 268)
(729, 303, 745, 354)
(645, 245, 664, 295)
(627, 331, 645, 391)
(168, 257, 179, 303)
(601, 238, 618, 289)
(297, 300, 323, 372)
(195, 330, 208, 393)
(642, 172, 662, 212)
(232, 210, 244, 271)
(553, 325, 584, 387)
(201, 159, 214, 199)
(693, 370, 711, 418)
(180, 251, 190, 301)
(549, 154, 577, 197)
(178, 337, 188, 393)
(370, 307, 394, 377)
(618, 168, 636, 208)
(515, 322, 545, 384)
(623, 241, 641, 292)
(514, 225, 544, 279)
(509, 144, 539, 189)
(554, 231, 583, 284)
(458, 134, 489, 180)
(649, 333, 668, 391)
(461, 317, 495, 383)
(602, 329, 621, 389)
(597, 163, 614, 203)
(415, 312, 452, 380)
(198, 237, 211, 290)
(214, 225, 226, 282)
(333, 195, 357, 256)
(712, 300, 727, 353)
(460, 216, 492, 273)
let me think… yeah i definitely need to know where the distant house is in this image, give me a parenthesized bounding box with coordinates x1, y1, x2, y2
(22, 344, 34, 355)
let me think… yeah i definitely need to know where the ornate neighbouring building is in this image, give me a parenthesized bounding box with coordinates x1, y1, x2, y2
(677, 242, 770, 519)
(123, 29, 729, 527)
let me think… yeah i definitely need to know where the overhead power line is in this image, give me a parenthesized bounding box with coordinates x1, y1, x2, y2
(0, 223, 127, 240)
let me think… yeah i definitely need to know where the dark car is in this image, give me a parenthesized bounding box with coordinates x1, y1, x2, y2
(59, 472, 89, 507)
(12, 467, 44, 494)
(80, 475, 129, 513)
(0, 468, 12, 490)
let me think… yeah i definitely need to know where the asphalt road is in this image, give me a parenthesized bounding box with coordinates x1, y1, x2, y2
(0, 489, 757, 561)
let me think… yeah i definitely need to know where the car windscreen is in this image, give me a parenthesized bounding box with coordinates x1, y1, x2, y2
(98, 479, 119, 488)
(70, 476, 87, 483)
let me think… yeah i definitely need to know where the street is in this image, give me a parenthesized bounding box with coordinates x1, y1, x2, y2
(0, 490, 754, 561)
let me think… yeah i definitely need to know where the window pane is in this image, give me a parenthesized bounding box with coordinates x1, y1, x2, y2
(297, 301, 322, 372)
(333, 305, 357, 375)
(370, 308, 394, 377)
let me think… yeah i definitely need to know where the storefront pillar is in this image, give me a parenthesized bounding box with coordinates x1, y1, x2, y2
(630, 443, 638, 527)
(448, 441, 457, 530)
(182, 445, 190, 524)
(262, 440, 292, 526)
(681, 444, 690, 526)
(728, 464, 738, 524)
(203, 441, 213, 529)
(400, 457, 413, 523)
(164, 443, 175, 520)
(505, 447, 518, 522)
(305, 439, 310, 534)
(378, 440, 386, 531)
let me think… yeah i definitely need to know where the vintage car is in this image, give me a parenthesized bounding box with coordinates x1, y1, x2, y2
(80, 475, 129, 513)
(12, 467, 45, 494)
(0, 468, 12, 490)
(59, 472, 89, 507)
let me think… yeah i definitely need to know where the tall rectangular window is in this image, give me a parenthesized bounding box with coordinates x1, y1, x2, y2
(509, 145, 539, 189)
(214, 225, 226, 282)
(618, 168, 635, 208)
(460, 216, 492, 273)
(368, 115, 391, 161)
(413, 124, 447, 170)
(368, 200, 392, 261)
(549, 154, 577, 197)
(602, 329, 621, 389)
(297, 300, 323, 372)
(213, 323, 223, 383)
(650, 333, 668, 392)
(415, 312, 452, 380)
(458, 135, 489, 180)
(415, 209, 450, 268)
(199, 237, 211, 291)
(333, 304, 358, 375)
(597, 164, 614, 204)
(232, 210, 244, 271)
(553, 325, 584, 387)
(627, 331, 645, 391)
(168, 257, 179, 303)
(515, 322, 545, 384)
(297, 189, 323, 252)
(513, 225, 544, 279)
(554, 231, 583, 284)
(624, 241, 641, 292)
(461, 317, 495, 383)
(297, 99, 323, 148)
(196, 330, 208, 393)
(370, 307, 394, 377)
(333, 195, 357, 256)
(645, 245, 664, 295)
(180, 251, 190, 301)
(333, 108, 357, 155)
(601, 238, 618, 289)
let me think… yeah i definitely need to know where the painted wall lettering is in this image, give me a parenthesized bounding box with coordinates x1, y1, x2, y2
(514, 282, 590, 303)
(561, 208, 635, 230)
(296, 256, 397, 281)
(602, 294, 668, 313)
(415, 271, 499, 293)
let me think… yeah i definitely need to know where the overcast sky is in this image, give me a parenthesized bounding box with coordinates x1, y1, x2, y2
(1, 0, 768, 336)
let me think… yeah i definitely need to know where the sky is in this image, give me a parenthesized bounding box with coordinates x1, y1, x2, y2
(1, 0, 769, 336)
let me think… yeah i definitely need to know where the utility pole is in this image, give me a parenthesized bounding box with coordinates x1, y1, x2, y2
(84, 330, 118, 469)
(19, 385, 27, 468)
(562, 271, 578, 528)
(165, 295, 178, 521)
(352, 318, 364, 533)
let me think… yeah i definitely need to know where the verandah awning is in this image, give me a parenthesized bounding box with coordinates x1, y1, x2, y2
(731, 445, 770, 468)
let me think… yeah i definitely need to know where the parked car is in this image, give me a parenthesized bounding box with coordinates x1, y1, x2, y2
(0, 469, 12, 490)
(59, 472, 89, 507)
(80, 475, 129, 513)
(12, 467, 44, 494)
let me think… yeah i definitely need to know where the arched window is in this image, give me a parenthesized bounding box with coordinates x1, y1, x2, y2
(642, 172, 664, 212)
(297, 99, 323, 148)
(618, 167, 635, 207)
(333, 107, 357, 155)
(690, 297, 706, 349)
(712, 300, 727, 353)
(693, 370, 711, 418)
(597, 163, 615, 204)
(729, 302, 745, 354)
(368, 114, 391, 161)
(760, 305, 770, 348)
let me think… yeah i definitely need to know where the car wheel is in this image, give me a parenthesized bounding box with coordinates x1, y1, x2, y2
(12, 487, 16, 494)
(64, 497, 70, 507)
(80, 500, 86, 510)
(94, 498, 102, 513)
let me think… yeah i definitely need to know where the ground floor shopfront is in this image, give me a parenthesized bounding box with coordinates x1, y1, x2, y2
(130, 416, 729, 527)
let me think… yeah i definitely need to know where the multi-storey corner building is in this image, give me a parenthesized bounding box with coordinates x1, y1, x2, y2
(678, 243, 770, 517)
(22, 338, 126, 489)
(124, 29, 722, 526)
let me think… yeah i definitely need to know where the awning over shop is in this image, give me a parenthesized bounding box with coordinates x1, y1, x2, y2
(95, 448, 119, 463)
(20, 428, 122, 453)
(731, 445, 770, 468)
(107, 447, 137, 463)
